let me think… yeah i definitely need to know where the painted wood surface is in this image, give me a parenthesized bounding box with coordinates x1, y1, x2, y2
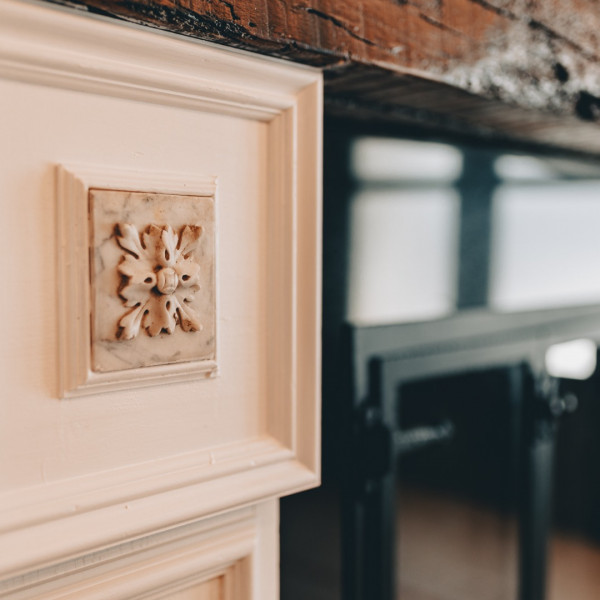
(46, 0, 600, 154)
(3, 502, 279, 599)
(0, 0, 321, 594)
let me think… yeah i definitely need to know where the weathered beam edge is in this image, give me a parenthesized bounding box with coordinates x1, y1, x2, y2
(324, 63, 600, 156)
(43, 0, 600, 156)
(325, 99, 600, 164)
(44, 0, 347, 67)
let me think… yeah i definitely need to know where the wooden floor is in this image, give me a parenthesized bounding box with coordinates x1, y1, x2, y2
(397, 489, 600, 600)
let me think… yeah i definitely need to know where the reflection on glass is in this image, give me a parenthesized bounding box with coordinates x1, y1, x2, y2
(545, 339, 597, 381)
(397, 369, 519, 600)
(490, 183, 600, 311)
(352, 138, 463, 182)
(349, 140, 600, 321)
(347, 188, 459, 324)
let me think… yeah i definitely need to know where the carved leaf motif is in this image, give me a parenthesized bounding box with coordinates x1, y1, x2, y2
(118, 303, 147, 340)
(142, 224, 164, 258)
(177, 299, 202, 332)
(178, 225, 203, 257)
(175, 257, 201, 288)
(120, 282, 152, 308)
(116, 223, 145, 258)
(158, 225, 178, 267)
(114, 223, 205, 339)
(118, 254, 142, 278)
(118, 255, 156, 307)
(146, 295, 178, 337)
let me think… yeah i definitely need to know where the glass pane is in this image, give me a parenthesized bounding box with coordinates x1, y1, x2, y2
(337, 136, 600, 600)
(396, 369, 519, 600)
(347, 188, 460, 324)
(490, 182, 600, 311)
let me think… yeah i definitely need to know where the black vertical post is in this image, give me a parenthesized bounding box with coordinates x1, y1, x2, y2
(507, 364, 525, 509)
(344, 355, 395, 600)
(456, 149, 498, 309)
(329, 124, 367, 600)
(519, 370, 556, 600)
(373, 359, 397, 600)
(360, 463, 395, 600)
(323, 123, 367, 600)
(322, 121, 355, 388)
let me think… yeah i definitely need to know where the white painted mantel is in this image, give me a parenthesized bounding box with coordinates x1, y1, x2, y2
(0, 1, 322, 598)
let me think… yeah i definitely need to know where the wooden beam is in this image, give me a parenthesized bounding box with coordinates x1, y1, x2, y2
(46, 0, 600, 155)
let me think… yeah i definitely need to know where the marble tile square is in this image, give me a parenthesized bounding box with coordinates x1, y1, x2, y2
(90, 189, 216, 373)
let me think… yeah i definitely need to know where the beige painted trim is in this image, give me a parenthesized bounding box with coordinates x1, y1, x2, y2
(0, 0, 321, 584)
(1, 503, 278, 599)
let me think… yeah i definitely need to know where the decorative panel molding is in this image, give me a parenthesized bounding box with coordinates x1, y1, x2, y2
(0, 0, 321, 587)
(0, 502, 277, 600)
(57, 166, 218, 393)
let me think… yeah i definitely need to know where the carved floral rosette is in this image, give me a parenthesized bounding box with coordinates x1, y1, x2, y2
(115, 223, 203, 339)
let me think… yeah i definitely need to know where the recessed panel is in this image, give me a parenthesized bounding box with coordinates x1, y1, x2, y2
(90, 189, 216, 373)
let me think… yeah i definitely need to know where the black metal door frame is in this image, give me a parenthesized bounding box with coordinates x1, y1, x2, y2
(343, 307, 600, 600)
